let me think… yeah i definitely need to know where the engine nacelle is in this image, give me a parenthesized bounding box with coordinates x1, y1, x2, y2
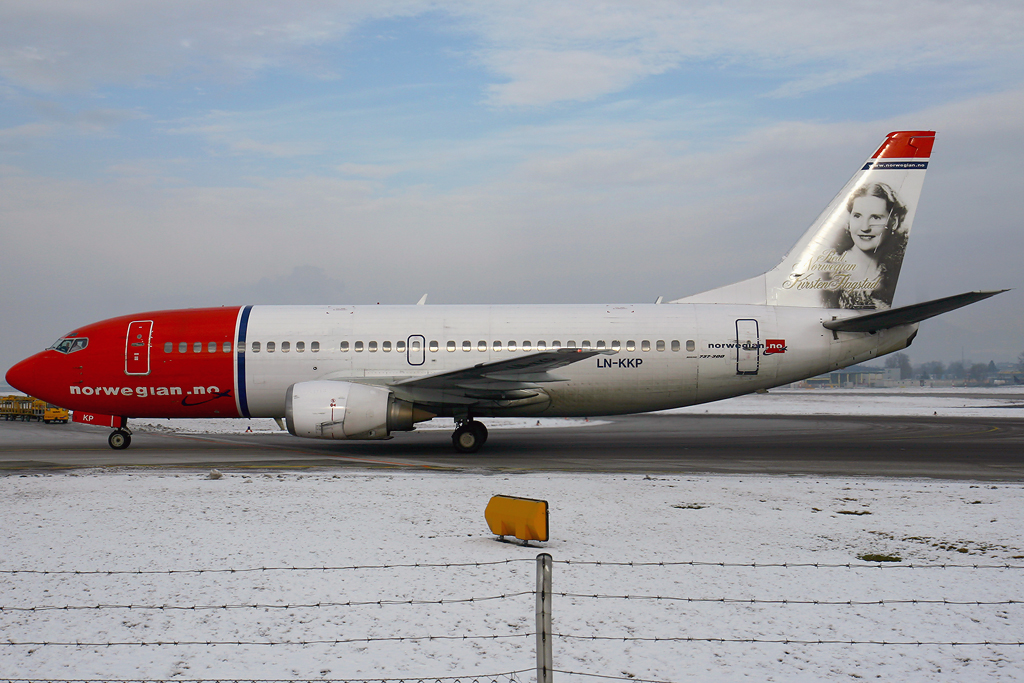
(285, 381, 430, 440)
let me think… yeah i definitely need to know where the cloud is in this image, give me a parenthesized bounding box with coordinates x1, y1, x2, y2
(0, 121, 56, 143)
(2, 2, 1022, 106)
(337, 162, 401, 178)
(0, 1, 428, 92)
(241, 265, 348, 304)
(0, 103, 144, 152)
(461, 1, 1024, 106)
(483, 49, 666, 107)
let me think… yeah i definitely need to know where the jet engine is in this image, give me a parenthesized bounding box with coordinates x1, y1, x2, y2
(285, 380, 432, 440)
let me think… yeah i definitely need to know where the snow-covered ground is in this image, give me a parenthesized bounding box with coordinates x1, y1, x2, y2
(127, 387, 1024, 436)
(663, 386, 1024, 419)
(2, 471, 1022, 681)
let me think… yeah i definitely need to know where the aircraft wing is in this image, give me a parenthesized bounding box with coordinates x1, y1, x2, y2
(388, 348, 611, 404)
(823, 290, 1007, 333)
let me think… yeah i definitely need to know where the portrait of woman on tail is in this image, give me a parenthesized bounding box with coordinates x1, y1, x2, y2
(823, 181, 908, 309)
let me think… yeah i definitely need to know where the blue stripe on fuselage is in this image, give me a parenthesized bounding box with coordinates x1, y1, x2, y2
(237, 305, 253, 418)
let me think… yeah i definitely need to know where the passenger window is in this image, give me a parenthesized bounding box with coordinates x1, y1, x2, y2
(626, 340, 636, 352)
(164, 342, 172, 354)
(671, 340, 680, 352)
(194, 342, 202, 353)
(311, 341, 320, 352)
(179, 342, 187, 353)
(396, 341, 406, 353)
(267, 341, 276, 353)
(686, 340, 695, 352)
(551, 341, 561, 349)
(523, 341, 532, 352)
(411, 340, 421, 351)
(447, 341, 456, 352)
(223, 341, 232, 353)
(537, 341, 547, 351)
(429, 341, 439, 352)
(382, 341, 392, 352)
(641, 340, 651, 352)
(296, 341, 305, 352)
(238, 341, 245, 353)
(463, 341, 471, 351)
(477, 341, 487, 352)
(354, 341, 364, 352)
(340, 341, 350, 352)
(368, 341, 378, 352)
(581, 340, 591, 350)
(596, 340, 606, 350)
(611, 340, 621, 351)
(252, 341, 261, 353)
(567, 341, 577, 349)
(208, 341, 217, 353)
(657, 340, 665, 352)
(507, 341, 517, 352)
(282, 341, 290, 352)
(492, 340, 502, 351)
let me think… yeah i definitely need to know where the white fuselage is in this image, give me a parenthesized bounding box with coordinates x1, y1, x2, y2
(239, 303, 916, 418)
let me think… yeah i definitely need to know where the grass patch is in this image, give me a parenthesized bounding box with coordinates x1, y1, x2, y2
(859, 553, 902, 562)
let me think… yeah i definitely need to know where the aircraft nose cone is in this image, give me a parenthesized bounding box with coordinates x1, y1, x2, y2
(6, 354, 43, 396)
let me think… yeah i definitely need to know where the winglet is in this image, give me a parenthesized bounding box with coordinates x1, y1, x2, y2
(416, 294, 428, 306)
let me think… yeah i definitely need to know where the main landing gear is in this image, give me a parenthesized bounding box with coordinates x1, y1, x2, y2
(108, 427, 132, 450)
(452, 419, 488, 454)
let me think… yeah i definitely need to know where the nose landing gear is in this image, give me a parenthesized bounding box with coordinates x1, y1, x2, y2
(452, 419, 488, 453)
(108, 427, 132, 450)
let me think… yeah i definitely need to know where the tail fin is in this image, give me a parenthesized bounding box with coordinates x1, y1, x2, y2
(674, 131, 935, 310)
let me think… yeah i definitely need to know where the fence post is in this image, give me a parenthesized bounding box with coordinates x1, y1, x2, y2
(536, 552, 553, 683)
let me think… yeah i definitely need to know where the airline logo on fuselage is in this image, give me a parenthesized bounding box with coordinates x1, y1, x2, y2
(69, 385, 225, 398)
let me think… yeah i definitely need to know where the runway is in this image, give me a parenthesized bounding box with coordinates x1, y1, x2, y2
(2, 412, 1024, 479)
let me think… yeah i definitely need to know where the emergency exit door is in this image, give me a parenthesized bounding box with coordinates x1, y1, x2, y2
(125, 320, 153, 375)
(407, 335, 426, 366)
(735, 319, 759, 376)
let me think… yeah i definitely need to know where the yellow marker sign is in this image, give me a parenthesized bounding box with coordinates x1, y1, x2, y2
(485, 495, 549, 542)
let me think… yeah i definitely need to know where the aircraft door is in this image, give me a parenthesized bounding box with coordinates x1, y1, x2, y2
(125, 320, 153, 375)
(735, 319, 759, 376)
(407, 335, 425, 366)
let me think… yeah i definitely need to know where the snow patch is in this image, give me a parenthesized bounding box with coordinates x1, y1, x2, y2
(1, 471, 1022, 680)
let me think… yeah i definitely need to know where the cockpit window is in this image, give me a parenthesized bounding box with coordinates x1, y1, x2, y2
(50, 337, 88, 354)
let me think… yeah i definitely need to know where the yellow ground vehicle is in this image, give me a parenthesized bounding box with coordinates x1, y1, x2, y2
(44, 404, 70, 424)
(0, 395, 67, 423)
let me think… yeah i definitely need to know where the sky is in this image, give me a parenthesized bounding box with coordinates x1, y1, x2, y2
(2, 0, 1024, 377)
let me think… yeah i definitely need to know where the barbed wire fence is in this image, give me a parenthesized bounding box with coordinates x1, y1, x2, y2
(2, 556, 1022, 683)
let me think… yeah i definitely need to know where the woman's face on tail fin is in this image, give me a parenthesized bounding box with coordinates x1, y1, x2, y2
(848, 195, 888, 253)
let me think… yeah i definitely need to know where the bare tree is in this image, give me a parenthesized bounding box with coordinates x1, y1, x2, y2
(947, 361, 966, 380)
(969, 363, 989, 384)
(885, 353, 914, 379)
(918, 361, 945, 380)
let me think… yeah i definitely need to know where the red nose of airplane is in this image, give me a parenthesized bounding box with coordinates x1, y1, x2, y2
(5, 354, 43, 397)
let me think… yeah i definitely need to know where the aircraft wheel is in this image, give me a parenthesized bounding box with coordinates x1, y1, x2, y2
(452, 424, 482, 453)
(108, 430, 132, 450)
(470, 420, 488, 446)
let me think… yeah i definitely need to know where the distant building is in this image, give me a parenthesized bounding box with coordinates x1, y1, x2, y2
(798, 365, 886, 388)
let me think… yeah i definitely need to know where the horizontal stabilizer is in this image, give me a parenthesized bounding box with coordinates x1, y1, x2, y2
(823, 290, 1007, 333)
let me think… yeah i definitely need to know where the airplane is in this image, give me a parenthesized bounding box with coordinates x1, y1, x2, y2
(4, 130, 1005, 453)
